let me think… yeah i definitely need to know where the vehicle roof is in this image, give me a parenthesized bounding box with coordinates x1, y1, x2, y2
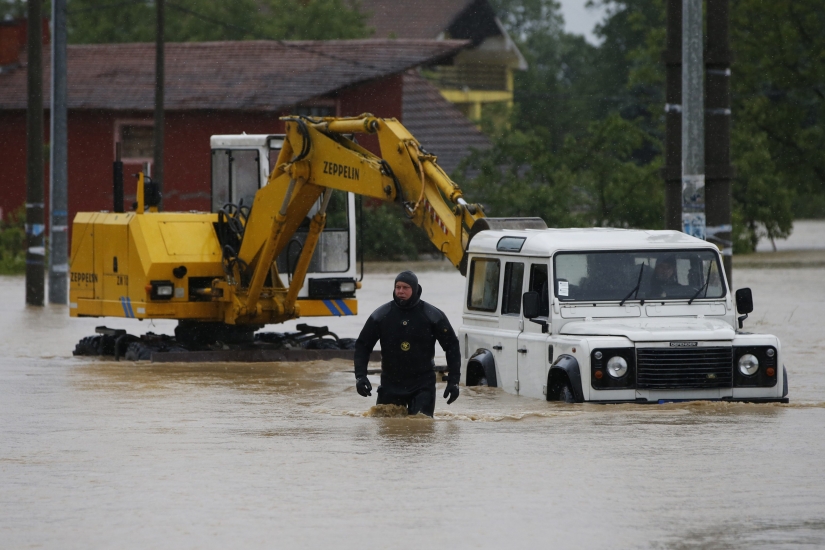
(210, 134, 284, 148)
(468, 227, 717, 257)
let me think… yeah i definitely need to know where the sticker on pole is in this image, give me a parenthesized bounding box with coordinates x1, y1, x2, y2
(682, 212, 706, 240)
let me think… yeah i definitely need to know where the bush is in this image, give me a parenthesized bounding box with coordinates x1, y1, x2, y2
(360, 203, 420, 261)
(0, 205, 26, 275)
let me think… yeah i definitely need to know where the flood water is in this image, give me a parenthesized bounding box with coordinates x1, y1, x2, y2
(2, 264, 824, 549)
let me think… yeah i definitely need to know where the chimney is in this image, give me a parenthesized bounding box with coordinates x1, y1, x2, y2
(0, 18, 50, 68)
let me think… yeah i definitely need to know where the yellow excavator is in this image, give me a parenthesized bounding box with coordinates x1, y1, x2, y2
(70, 114, 544, 359)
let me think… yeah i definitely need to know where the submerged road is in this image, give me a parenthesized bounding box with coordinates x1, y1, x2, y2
(1, 262, 824, 549)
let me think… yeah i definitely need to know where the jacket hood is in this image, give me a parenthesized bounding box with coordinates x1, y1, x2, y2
(392, 284, 423, 310)
(559, 317, 735, 342)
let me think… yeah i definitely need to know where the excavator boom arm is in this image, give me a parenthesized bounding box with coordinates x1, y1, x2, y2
(229, 114, 544, 324)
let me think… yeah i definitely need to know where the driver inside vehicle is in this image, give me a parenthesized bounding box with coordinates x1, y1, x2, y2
(649, 255, 681, 297)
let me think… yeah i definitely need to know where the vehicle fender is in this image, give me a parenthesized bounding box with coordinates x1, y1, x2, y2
(466, 348, 498, 387)
(549, 354, 584, 402)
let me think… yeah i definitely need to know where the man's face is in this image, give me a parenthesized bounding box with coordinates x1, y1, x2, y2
(394, 281, 413, 300)
(655, 261, 675, 281)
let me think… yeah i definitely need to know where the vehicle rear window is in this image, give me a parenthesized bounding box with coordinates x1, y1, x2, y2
(468, 258, 501, 312)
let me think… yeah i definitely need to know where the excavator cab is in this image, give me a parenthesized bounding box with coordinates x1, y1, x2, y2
(210, 134, 359, 316)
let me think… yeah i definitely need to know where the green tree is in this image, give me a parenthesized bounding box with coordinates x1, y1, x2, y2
(731, 0, 825, 218)
(491, 0, 605, 148)
(471, 0, 664, 230)
(0, 205, 26, 275)
(731, 127, 793, 252)
(602, 0, 809, 249)
(360, 203, 419, 261)
(456, 124, 583, 227)
(456, 112, 662, 229)
(63, 0, 371, 44)
(564, 113, 663, 228)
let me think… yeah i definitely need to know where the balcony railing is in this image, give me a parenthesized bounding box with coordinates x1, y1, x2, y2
(424, 65, 509, 92)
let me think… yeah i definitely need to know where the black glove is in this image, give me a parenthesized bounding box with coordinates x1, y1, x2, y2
(356, 376, 372, 397)
(443, 384, 459, 404)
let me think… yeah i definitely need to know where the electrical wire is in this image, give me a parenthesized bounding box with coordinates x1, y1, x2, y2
(67, 0, 396, 75)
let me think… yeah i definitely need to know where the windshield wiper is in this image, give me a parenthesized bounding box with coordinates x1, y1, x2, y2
(620, 265, 646, 306)
(688, 262, 714, 304)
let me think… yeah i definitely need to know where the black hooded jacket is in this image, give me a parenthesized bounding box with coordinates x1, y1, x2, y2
(354, 284, 461, 392)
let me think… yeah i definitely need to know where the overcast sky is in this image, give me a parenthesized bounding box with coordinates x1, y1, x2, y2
(557, 0, 608, 44)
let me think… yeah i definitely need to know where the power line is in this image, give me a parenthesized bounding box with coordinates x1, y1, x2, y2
(163, 1, 391, 75)
(66, 0, 395, 75)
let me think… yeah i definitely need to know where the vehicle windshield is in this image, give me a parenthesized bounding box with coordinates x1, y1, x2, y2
(553, 249, 725, 303)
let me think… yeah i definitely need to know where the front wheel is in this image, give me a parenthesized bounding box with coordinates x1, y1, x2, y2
(548, 379, 575, 403)
(558, 383, 575, 403)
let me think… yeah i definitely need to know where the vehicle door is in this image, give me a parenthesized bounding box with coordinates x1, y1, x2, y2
(498, 260, 525, 394)
(517, 261, 552, 399)
(465, 257, 510, 389)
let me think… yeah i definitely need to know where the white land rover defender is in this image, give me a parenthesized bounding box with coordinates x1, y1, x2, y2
(459, 228, 789, 404)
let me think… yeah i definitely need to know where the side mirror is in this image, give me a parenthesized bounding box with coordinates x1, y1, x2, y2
(735, 288, 753, 329)
(735, 288, 753, 314)
(522, 291, 540, 319)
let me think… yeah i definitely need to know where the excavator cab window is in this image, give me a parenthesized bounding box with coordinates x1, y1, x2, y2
(276, 190, 351, 276)
(211, 149, 260, 212)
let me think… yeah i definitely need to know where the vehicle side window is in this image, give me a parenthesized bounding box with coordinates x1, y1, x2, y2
(529, 264, 550, 317)
(501, 262, 524, 315)
(468, 258, 501, 312)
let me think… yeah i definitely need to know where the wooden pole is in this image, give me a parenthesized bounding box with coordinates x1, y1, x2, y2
(153, 0, 165, 208)
(26, 0, 45, 306)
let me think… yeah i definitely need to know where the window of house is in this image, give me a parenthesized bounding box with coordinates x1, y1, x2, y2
(294, 104, 336, 117)
(501, 261, 524, 315)
(120, 124, 154, 160)
(467, 257, 500, 312)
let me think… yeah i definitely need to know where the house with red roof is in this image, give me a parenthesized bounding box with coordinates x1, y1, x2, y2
(0, 29, 475, 224)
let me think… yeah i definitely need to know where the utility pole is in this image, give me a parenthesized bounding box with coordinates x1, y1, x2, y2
(662, 0, 682, 231)
(705, 0, 733, 286)
(681, 0, 705, 241)
(26, 0, 45, 306)
(153, 0, 165, 208)
(49, 0, 68, 304)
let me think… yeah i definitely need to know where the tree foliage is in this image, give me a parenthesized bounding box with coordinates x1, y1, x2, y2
(479, 0, 824, 253)
(1, 0, 372, 43)
(731, 0, 825, 219)
(0, 205, 25, 275)
(459, 0, 663, 232)
(457, 112, 662, 229)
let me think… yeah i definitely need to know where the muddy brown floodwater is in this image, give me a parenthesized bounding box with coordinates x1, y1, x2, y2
(1, 263, 824, 549)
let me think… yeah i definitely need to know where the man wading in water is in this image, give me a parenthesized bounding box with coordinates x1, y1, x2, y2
(353, 271, 461, 417)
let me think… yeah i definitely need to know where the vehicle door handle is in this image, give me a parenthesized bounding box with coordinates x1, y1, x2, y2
(492, 345, 502, 350)
(517, 348, 527, 354)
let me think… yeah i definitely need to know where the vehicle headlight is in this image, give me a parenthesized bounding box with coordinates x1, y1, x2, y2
(339, 281, 356, 293)
(607, 356, 628, 378)
(149, 280, 175, 300)
(738, 354, 759, 375)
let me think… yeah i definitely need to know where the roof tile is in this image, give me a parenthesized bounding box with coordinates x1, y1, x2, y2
(0, 39, 468, 111)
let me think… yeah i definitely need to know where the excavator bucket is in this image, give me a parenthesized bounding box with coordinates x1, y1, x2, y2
(459, 217, 548, 275)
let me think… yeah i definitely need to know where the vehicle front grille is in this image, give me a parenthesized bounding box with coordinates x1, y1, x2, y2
(636, 347, 733, 389)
